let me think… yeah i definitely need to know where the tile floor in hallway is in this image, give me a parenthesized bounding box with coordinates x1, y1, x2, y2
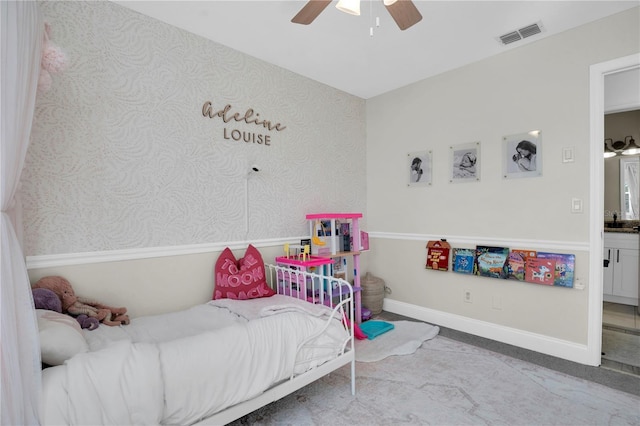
(603, 302, 640, 330)
(601, 302, 640, 376)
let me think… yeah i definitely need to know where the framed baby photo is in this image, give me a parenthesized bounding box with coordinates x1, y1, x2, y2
(407, 150, 432, 187)
(450, 142, 480, 183)
(503, 130, 542, 179)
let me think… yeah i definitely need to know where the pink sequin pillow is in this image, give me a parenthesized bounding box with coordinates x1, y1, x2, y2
(213, 245, 275, 300)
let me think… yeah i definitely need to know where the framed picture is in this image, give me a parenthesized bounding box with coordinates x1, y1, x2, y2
(503, 130, 542, 179)
(450, 142, 480, 183)
(407, 150, 432, 186)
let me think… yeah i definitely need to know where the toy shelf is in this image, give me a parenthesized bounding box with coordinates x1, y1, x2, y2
(306, 213, 365, 323)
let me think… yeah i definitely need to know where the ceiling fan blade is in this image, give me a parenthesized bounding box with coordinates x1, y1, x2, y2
(292, 0, 333, 25)
(384, 0, 423, 31)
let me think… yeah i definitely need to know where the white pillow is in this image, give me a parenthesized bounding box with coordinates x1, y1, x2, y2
(36, 309, 88, 365)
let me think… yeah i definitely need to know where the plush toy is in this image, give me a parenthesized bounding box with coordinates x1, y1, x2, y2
(75, 314, 100, 331)
(32, 287, 100, 329)
(32, 287, 62, 313)
(33, 276, 130, 326)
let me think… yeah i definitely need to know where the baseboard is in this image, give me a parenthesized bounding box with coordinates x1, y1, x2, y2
(383, 298, 594, 366)
(603, 294, 638, 306)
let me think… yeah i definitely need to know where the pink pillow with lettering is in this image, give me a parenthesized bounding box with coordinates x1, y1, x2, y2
(213, 245, 275, 300)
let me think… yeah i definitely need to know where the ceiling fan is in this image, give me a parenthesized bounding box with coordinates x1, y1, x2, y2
(292, 0, 423, 31)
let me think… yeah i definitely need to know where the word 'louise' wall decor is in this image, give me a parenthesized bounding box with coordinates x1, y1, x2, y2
(202, 101, 287, 146)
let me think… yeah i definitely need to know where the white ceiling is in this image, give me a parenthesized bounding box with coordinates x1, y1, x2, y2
(115, 1, 639, 99)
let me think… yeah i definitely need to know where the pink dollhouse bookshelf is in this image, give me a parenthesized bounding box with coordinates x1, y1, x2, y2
(275, 213, 366, 323)
(308, 213, 364, 323)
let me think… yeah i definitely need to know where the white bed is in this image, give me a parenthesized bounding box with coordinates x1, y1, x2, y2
(39, 263, 355, 425)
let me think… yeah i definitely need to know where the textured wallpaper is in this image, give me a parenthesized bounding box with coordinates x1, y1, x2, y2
(22, 1, 366, 256)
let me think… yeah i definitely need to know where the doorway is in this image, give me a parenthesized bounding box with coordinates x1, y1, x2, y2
(590, 54, 640, 369)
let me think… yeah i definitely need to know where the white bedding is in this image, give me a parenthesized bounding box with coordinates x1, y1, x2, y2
(41, 296, 350, 425)
(82, 302, 245, 351)
(209, 294, 337, 321)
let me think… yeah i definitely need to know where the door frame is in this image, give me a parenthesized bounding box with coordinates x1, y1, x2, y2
(588, 53, 640, 365)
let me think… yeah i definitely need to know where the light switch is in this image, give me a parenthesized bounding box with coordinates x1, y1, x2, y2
(571, 198, 583, 213)
(562, 147, 575, 163)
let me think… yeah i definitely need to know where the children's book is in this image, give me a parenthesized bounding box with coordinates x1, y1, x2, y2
(537, 252, 575, 288)
(452, 248, 475, 274)
(524, 257, 555, 285)
(426, 240, 451, 271)
(474, 246, 509, 279)
(511, 249, 537, 260)
(507, 251, 527, 281)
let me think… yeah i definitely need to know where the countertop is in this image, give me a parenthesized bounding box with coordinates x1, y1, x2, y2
(604, 220, 639, 234)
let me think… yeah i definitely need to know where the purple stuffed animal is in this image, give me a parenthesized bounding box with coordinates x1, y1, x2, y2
(32, 287, 62, 312)
(32, 287, 99, 330)
(75, 314, 99, 330)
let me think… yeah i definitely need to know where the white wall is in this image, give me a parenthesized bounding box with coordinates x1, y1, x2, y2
(23, 1, 366, 256)
(365, 8, 639, 361)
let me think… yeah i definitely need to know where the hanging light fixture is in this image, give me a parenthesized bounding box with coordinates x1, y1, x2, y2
(611, 138, 626, 150)
(604, 138, 617, 158)
(336, 0, 360, 16)
(622, 135, 640, 155)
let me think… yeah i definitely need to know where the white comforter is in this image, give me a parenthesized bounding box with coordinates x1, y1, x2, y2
(41, 296, 349, 425)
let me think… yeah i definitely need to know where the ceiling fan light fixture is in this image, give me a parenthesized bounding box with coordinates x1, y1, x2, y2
(383, 0, 398, 5)
(336, 0, 361, 16)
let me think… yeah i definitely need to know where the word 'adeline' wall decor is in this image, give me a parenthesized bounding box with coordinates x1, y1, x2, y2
(202, 101, 287, 146)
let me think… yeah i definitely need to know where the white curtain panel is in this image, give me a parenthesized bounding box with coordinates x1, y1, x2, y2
(1, 2, 43, 424)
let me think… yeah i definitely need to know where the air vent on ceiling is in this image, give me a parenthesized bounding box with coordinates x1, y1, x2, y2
(498, 21, 544, 46)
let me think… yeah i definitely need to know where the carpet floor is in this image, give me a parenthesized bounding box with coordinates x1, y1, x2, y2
(229, 311, 640, 425)
(230, 333, 639, 425)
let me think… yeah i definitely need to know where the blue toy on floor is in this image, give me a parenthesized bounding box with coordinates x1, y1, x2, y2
(359, 320, 394, 340)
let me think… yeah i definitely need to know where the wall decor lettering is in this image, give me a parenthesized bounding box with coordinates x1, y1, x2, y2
(202, 101, 286, 147)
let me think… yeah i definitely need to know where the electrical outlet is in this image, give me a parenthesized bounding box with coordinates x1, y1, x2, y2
(464, 289, 472, 303)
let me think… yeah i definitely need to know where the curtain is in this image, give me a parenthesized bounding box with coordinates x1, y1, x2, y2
(1, 2, 43, 424)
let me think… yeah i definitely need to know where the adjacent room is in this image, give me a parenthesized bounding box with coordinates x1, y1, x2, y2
(2, 1, 639, 424)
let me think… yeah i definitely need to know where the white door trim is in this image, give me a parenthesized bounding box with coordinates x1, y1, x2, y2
(588, 53, 640, 365)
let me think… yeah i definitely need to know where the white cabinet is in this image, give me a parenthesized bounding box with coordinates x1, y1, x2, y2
(603, 232, 639, 306)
